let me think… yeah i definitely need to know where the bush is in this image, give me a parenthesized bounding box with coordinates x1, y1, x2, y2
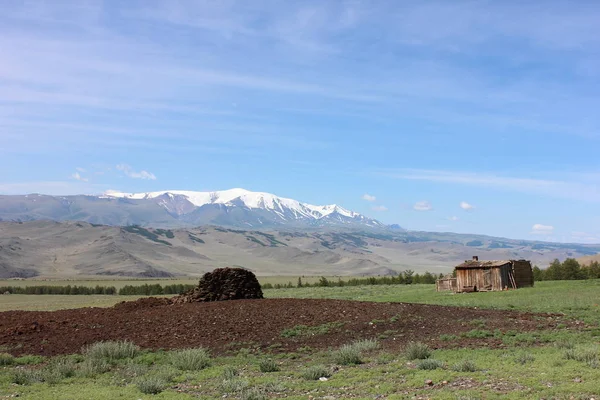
(404, 342, 431, 360)
(301, 365, 331, 380)
(83, 341, 139, 362)
(136, 375, 169, 394)
(0, 353, 15, 366)
(169, 348, 211, 371)
(77, 358, 111, 378)
(332, 344, 362, 365)
(222, 366, 239, 380)
(240, 387, 267, 400)
(43, 357, 77, 383)
(258, 358, 279, 373)
(452, 359, 477, 372)
(417, 359, 445, 370)
(221, 378, 250, 393)
(351, 339, 379, 353)
(11, 369, 44, 385)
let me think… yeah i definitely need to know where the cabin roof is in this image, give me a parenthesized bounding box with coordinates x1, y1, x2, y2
(455, 260, 512, 269)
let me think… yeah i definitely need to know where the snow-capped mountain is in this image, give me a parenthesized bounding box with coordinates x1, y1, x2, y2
(0, 189, 383, 229)
(103, 188, 383, 228)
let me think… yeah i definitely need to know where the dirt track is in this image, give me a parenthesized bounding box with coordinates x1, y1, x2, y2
(0, 298, 570, 356)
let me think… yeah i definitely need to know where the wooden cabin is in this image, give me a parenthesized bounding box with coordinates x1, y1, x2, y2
(454, 256, 534, 292)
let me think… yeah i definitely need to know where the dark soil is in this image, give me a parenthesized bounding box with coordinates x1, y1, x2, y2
(0, 298, 573, 357)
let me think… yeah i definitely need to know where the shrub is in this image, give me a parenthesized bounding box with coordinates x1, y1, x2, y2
(77, 358, 111, 378)
(240, 387, 267, 400)
(221, 378, 250, 393)
(117, 362, 149, 382)
(43, 357, 77, 383)
(258, 358, 279, 373)
(404, 342, 431, 360)
(452, 359, 477, 372)
(169, 348, 211, 371)
(417, 359, 445, 370)
(11, 369, 44, 385)
(332, 344, 362, 365)
(555, 339, 575, 349)
(136, 375, 168, 394)
(301, 365, 331, 380)
(351, 339, 379, 353)
(83, 341, 139, 362)
(0, 353, 15, 366)
(222, 366, 240, 380)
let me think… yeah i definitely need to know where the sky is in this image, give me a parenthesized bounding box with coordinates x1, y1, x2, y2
(1, 1, 600, 243)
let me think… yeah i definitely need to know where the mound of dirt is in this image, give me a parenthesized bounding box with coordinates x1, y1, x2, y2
(173, 267, 263, 303)
(0, 298, 575, 357)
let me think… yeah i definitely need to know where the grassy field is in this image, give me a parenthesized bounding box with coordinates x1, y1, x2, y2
(1, 280, 599, 399)
(0, 276, 344, 289)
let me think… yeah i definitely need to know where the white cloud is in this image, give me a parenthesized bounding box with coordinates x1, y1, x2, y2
(362, 193, 376, 202)
(531, 224, 554, 235)
(116, 164, 157, 180)
(448, 216, 459, 221)
(71, 172, 88, 182)
(460, 201, 475, 211)
(75, 167, 86, 172)
(413, 201, 433, 211)
(371, 205, 388, 212)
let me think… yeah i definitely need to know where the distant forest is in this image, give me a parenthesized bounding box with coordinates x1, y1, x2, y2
(533, 258, 600, 281)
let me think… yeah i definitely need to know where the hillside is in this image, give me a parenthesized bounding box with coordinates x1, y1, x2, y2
(1, 221, 599, 278)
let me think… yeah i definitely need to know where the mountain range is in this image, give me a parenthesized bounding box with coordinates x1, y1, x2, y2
(1, 220, 599, 279)
(1, 188, 599, 278)
(0, 189, 383, 229)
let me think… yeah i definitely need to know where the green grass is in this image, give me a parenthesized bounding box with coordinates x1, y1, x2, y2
(280, 322, 344, 338)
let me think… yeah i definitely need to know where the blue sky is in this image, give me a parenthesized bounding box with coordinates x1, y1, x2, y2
(1, 1, 599, 242)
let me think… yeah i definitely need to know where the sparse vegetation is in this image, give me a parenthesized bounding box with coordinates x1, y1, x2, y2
(404, 341, 431, 360)
(280, 322, 344, 338)
(301, 365, 331, 380)
(0, 353, 14, 366)
(135, 375, 169, 394)
(258, 358, 279, 372)
(416, 358, 445, 370)
(452, 359, 478, 372)
(169, 348, 211, 371)
(83, 340, 139, 362)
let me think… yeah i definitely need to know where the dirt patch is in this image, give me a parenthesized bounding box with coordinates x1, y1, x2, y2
(0, 298, 574, 357)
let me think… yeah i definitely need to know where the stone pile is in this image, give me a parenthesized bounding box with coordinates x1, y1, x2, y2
(173, 267, 263, 303)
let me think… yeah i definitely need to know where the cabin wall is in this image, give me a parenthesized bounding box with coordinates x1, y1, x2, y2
(436, 278, 457, 292)
(456, 266, 509, 292)
(512, 260, 534, 287)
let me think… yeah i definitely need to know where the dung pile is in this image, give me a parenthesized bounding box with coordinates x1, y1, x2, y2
(173, 267, 263, 303)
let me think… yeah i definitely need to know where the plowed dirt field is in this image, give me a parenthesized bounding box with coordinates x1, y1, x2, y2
(0, 298, 570, 356)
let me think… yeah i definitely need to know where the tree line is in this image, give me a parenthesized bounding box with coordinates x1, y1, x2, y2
(533, 259, 600, 281)
(261, 270, 440, 289)
(0, 285, 117, 295)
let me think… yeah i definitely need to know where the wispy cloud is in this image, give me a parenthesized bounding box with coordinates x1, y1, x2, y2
(413, 201, 433, 212)
(371, 205, 388, 212)
(75, 167, 86, 172)
(374, 168, 600, 202)
(116, 164, 157, 180)
(448, 216, 459, 221)
(70, 172, 88, 182)
(362, 193, 376, 202)
(460, 201, 475, 211)
(531, 224, 554, 235)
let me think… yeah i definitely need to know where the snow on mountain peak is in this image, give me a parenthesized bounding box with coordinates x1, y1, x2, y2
(104, 188, 368, 221)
